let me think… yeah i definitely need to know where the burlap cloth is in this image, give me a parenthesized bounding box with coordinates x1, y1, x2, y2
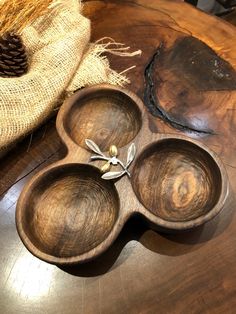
(0, 0, 141, 156)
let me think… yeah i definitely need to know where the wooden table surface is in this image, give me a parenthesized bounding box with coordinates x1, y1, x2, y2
(1, 1, 236, 313)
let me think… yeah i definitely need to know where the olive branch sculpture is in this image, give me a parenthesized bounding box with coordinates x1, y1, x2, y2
(85, 139, 136, 180)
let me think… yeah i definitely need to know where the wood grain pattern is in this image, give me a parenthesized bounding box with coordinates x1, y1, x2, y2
(132, 138, 222, 222)
(1, 1, 236, 313)
(144, 36, 236, 135)
(65, 88, 142, 151)
(16, 84, 229, 264)
(20, 164, 119, 259)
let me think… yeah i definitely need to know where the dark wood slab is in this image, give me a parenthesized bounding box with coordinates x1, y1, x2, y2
(1, 1, 236, 313)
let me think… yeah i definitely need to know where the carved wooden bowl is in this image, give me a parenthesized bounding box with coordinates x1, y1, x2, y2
(16, 84, 229, 264)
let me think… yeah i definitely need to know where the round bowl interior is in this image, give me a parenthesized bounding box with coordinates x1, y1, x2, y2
(131, 139, 223, 223)
(64, 88, 142, 151)
(18, 164, 119, 261)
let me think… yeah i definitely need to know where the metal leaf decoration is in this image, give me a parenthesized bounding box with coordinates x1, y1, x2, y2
(110, 157, 118, 165)
(90, 155, 109, 161)
(102, 171, 125, 180)
(85, 139, 103, 156)
(126, 143, 136, 166)
(85, 139, 137, 181)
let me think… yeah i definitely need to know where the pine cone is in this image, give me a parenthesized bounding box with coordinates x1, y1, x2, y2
(0, 32, 28, 78)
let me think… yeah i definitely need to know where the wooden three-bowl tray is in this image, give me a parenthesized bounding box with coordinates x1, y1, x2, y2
(16, 84, 229, 265)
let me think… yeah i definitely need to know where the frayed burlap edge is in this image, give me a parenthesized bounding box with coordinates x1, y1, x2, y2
(0, 1, 142, 157)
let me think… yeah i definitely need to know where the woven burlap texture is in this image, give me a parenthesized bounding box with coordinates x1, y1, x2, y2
(0, 0, 140, 154)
